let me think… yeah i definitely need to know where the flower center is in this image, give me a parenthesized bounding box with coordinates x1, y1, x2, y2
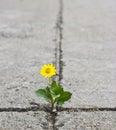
(45, 68, 50, 74)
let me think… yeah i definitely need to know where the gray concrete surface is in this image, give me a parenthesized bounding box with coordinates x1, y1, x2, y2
(62, 0, 116, 108)
(0, 0, 58, 107)
(0, 0, 58, 129)
(56, 111, 116, 130)
(56, 0, 116, 129)
(0, 111, 48, 130)
(0, 0, 116, 129)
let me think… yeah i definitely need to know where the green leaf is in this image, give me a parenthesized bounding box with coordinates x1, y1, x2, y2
(51, 81, 63, 95)
(56, 91, 72, 106)
(45, 87, 52, 100)
(51, 80, 57, 87)
(36, 87, 52, 102)
(36, 89, 48, 101)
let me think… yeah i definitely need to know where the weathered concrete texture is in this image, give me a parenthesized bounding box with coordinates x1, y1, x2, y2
(0, 111, 49, 130)
(0, 0, 58, 107)
(0, 0, 116, 130)
(62, 0, 116, 108)
(56, 111, 116, 130)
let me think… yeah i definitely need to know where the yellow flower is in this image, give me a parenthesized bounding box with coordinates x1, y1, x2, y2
(40, 64, 56, 78)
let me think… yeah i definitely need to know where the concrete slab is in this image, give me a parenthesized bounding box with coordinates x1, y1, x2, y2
(0, 0, 58, 107)
(56, 111, 116, 130)
(62, 0, 116, 108)
(0, 111, 49, 130)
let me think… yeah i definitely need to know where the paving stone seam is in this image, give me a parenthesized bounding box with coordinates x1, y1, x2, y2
(0, 105, 115, 112)
(53, 0, 64, 85)
(51, 0, 64, 129)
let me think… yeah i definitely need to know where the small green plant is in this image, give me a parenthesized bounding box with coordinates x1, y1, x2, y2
(36, 64, 72, 112)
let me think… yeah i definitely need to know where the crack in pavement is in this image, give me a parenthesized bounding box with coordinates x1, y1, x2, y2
(0, 103, 115, 112)
(58, 107, 116, 112)
(0, 103, 49, 112)
(52, 0, 64, 129)
(54, 0, 64, 85)
(0, 107, 39, 112)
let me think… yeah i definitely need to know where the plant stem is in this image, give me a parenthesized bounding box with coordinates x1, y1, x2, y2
(48, 78, 51, 85)
(51, 103, 54, 112)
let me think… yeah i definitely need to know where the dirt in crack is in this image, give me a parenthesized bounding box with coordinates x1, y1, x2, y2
(58, 107, 116, 112)
(52, 0, 64, 128)
(0, 104, 115, 112)
(48, 112, 58, 130)
(0, 103, 51, 112)
(54, 0, 64, 85)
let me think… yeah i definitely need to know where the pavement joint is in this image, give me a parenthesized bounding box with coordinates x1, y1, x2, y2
(52, 0, 64, 129)
(58, 107, 116, 112)
(0, 104, 115, 113)
(54, 0, 64, 85)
